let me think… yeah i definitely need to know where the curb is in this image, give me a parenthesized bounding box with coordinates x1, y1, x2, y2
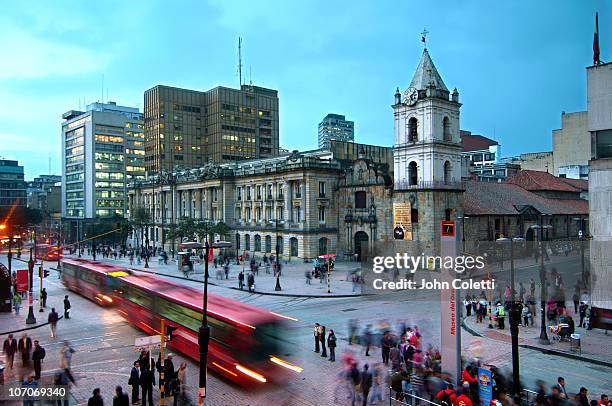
(127, 267, 365, 298)
(0, 315, 64, 336)
(518, 344, 612, 369)
(461, 317, 612, 368)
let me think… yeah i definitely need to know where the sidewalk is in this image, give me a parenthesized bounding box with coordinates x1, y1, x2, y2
(64, 253, 363, 297)
(462, 310, 612, 367)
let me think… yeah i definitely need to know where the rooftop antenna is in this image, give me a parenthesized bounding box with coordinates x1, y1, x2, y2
(48, 153, 51, 175)
(237, 37, 243, 87)
(249, 65, 253, 86)
(101, 74, 104, 103)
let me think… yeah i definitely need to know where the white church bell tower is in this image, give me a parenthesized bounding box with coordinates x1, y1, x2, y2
(393, 48, 462, 188)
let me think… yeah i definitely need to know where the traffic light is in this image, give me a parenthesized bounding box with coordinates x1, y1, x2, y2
(43, 269, 49, 278)
(166, 325, 178, 341)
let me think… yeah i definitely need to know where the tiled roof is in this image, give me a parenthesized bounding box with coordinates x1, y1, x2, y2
(460, 134, 499, 152)
(505, 170, 582, 192)
(464, 180, 588, 216)
(558, 177, 588, 191)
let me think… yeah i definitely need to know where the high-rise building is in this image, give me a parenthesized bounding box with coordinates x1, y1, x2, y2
(27, 175, 61, 214)
(61, 102, 145, 219)
(0, 159, 27, 208)
(587, 61, 612, 312)
(143, 84, 279, 174)
(318, 114, 354, 149)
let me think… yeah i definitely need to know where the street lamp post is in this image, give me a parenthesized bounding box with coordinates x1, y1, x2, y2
(144, 224, 150, 268)
(91, 222, 97, 261)
(56, 221, 62, 270)
(533, 215, 552, 345)
(458, 216, 469, 253)
(274, 218, 283, 291)
(26, 248, 37, 325)
(573, 217, 586, 288)
(199, 239, 231, 405)
(499, 237, 521, 394)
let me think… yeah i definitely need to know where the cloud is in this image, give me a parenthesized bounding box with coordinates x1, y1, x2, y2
(0, 24, 110, 79)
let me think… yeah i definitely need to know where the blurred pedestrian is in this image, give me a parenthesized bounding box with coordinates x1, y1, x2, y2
(247, 272, 255, 293)
(22, 375, 39, 406)
(314, 323, 320, 353)
(113, 386, 129, 406)
(88, 388, 104, 406)
(49, 307, 60, 338)
(18, 333, 32, 368)
(327, 329, 337, 362)
(32, 340, 45, 380)
(129, 361, 140, 405)
(174, 362, 188, 406)
(320, 325, 327, 358)
(363, 324, 372, 356)
(63, 295, 71, 319)
(3, 334, 17, 369)
(41, 288, 48, 308)
(13, 292, 21, 315)
(140, 366, 155, 406)
(361, 364, 372, 406)
(60, 340, 75, 369)
(238, 271, 244, 290)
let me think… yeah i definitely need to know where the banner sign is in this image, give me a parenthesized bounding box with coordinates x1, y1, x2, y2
(393, 202, 412, 240)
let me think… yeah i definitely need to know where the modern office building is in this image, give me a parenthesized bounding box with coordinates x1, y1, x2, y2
(61, 102, 145, 219)
(459, 131, 519, 181)
(587, 61, 612, 311)
(143, 84, 279, 174)
(0, 159, 27, 208)
(318, 114, 354, 149)
(552, 111, 590, 179)
(27, 175, 61, 214)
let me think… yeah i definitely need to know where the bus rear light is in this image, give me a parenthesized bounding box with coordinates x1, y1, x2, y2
(269, 311, 298, 321)
(235, 364, 267, 383)
(212, 362, 237, 377)
(270, 356, 303, 373)
(101, 295, 113, 303)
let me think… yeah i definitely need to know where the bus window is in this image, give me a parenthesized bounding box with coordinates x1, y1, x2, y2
(157, 297, 201, 331)
(79, 269, 99, 285)
(62, 263, 76, 276)
(125, 286, 153, 309)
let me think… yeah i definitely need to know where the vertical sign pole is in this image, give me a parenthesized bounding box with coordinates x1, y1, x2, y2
(440, 221, 461, 385)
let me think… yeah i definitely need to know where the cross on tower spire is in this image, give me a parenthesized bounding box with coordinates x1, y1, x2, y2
(421, 28, 429, 48)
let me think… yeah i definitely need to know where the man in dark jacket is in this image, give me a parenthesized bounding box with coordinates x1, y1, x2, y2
(63, 295, 71, 319)
(247, 272, 255, 293)
(238, 271, 245, 290)
(140, 366, 155, 406)
(129, 361, 140, 404)
(3, 334, 17, 369)
(88, 388, 104, 406)
(361, 364, 373, 406)
(48, 308, 60, 338)
(113, 386, 130, 406)
(18, 333, 32, 367)
(41, 288, 48, 308)
(32, 340, 45, 379)
(164, 355, 176, 396)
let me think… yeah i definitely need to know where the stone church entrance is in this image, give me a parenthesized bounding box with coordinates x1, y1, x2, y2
(354, 231, 369, 261)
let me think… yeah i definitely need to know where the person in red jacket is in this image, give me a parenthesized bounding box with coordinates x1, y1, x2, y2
(454, 386, 473, 406)
(436, 383, 457, 406)
(462, 365, 478, 385)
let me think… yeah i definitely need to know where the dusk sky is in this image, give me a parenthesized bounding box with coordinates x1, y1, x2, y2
(0, 0, 609, 179)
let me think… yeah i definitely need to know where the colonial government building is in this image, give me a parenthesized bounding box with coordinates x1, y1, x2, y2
(129, 49, 588, 260)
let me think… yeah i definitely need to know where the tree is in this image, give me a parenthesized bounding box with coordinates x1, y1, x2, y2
(130, 208, 151, 248)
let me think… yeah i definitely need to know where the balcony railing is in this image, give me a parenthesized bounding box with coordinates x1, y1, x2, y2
(394, 180, 465, 191)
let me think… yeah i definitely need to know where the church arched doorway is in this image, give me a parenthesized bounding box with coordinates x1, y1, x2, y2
(354, 231, 369, 262)
(444, 161, 452, 184)
(408, 162, 418, 186)
(289, 237, 298, 258)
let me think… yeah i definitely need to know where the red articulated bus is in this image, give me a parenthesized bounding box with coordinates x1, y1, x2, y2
(60, 258, 302, 385)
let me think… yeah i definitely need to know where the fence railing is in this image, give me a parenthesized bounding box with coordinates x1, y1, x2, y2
(394, 180, 465, 190)
(388, 388, 443, 406)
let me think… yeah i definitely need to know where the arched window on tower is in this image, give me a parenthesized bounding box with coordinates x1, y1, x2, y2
(408, 161, 418, 186)
(444, 161, 452, 184)
(443, 116, 452, 141)
(408, 118, 418, 143)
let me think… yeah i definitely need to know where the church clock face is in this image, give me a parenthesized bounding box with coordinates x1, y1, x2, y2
(403, 87, 418, 106)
